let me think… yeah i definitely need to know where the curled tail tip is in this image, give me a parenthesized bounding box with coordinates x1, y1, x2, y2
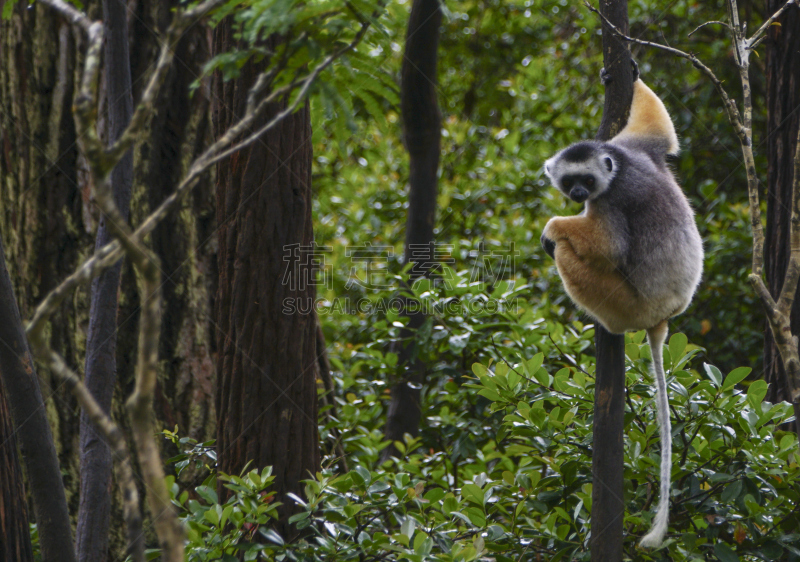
(638, 524, 667, 549)
(638, 534, 665, 549)
(639, 505, 669, 548)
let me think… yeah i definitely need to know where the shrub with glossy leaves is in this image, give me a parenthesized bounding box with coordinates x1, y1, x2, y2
(166, 314, 800, 561)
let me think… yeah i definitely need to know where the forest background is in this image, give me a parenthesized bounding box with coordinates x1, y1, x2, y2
(1, 0, 800, 561)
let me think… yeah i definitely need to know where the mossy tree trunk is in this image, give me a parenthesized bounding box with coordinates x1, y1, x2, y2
(212, 23, 321, 539)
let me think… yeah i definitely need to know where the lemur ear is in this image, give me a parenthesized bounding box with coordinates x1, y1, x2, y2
(603, 156, 614, 172)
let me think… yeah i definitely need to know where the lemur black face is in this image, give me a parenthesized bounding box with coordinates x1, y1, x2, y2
(561, 174, 596, 203)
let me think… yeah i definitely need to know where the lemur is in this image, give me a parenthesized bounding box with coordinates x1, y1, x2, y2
(541, 62, 703, 548)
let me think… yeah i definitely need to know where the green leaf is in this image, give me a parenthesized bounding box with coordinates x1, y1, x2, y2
(259, 527, 284, 545)
(442, 495, 459, 516)
(722, 367, 751, 390)
(525, 353, 544, 377)
(721, 480, 742, 502)
(462, 484, 484, 506)
(424, 488, 445, 503)
(478, 388, 502, 402)
(668, 333, 687, 369)
(203, 508, 219, 526)
(401, 516, 416, 539)
(704, 363, 723, 387)
(353, 465, 372, 486)
(465, 506, 486, 527)
(414, 532, 432, 555)
(747, 379, 769, 408)
(2, 0, 16, 20)
(714, 543, 740, 562)
(196, 485, 218, 505)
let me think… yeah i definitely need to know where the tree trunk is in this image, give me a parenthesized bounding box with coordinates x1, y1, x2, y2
(76, 0, 134, 558)
(383, 0, 442, 459)
(592, 1, 632, 559)
(0, 382, 34, 562)
(0, 3, 88, 522)
(0, 236, 75, 562)
(763, 1, 800, 412)
(212, 25, 320, 538)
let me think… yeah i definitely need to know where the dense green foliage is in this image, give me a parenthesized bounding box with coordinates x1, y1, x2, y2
(166, 309, 800, 561)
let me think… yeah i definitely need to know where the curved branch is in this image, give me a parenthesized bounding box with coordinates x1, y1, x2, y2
(687, 20, 731, 37)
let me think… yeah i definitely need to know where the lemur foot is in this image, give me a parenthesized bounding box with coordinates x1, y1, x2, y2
(600, 58, 640, 84)
(541, 234, 556, 259)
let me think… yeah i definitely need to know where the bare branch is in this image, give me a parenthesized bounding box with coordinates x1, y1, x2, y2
(749, 274, 779, 320)
(688, 21, 731, 37)
(38, 0, 93, 33)
(747, 0, 800, 50)
(72, 22, 108, 175)
(127, 260, 185, 562)
(27, 242, 123, 339)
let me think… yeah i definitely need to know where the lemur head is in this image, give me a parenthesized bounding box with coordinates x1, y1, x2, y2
(544, 141, 617, 204)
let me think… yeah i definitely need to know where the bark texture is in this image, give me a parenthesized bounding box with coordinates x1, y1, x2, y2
(592, 1, 632, 559)
(0, 2, 88, 519)
(0, 382, 34, 562)
(383, 0, 442, 456)
(212, 24, 320, 537)
(76, 0, 134, 558)
(763, 1, 800, 404)
(0, 1, 215, 557)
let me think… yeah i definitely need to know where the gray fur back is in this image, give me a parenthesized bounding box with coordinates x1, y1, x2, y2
(591, 142, 703, 314)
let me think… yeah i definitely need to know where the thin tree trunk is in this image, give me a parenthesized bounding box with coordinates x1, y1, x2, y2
(0, 382, 34, 562)
(76, 0, 134, 559)
(0, 236, 76, 562)
(383, 0, 442, 458)
(592, 1, 633, 559)
(763, 1, 800, 416)
(212, 24, 320, 538)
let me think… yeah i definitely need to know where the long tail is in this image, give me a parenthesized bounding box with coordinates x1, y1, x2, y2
(639, 320, 671, 548)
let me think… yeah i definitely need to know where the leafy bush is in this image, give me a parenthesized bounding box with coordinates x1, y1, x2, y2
(166, 306, 800, 561)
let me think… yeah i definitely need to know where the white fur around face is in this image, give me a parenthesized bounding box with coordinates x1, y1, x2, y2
(544, 152, 617, 200)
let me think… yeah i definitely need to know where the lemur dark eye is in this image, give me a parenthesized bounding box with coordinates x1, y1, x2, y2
(563, 178, 573, 189)
(586, 176, 595, 187)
